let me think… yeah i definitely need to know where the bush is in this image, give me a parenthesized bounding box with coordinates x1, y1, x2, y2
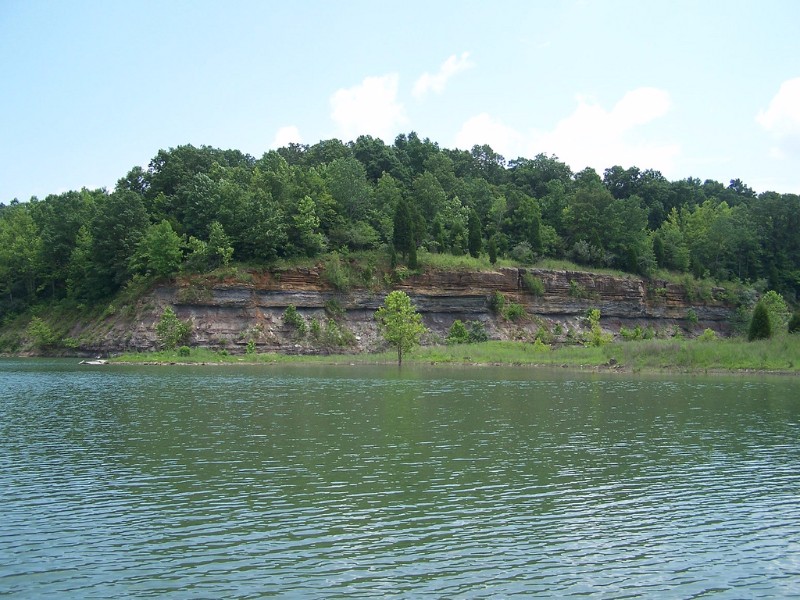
(27, 317, 57, 349)
(789, 312, 800, 334)
(584, 308, 612, 347)
(178, 345, 191, 357)
(503, 302, 528, 322)
(467, 320, 488, 343)
(447, 320, 470, 344)
(522, 273, 545, 296)
(697, 328, 717, 342)
(760, 290, 790, 333)
(323, 320, 355, 347)
(488, 291, 506, 314)
(510, 242, 535, 265)
(748, 302, 771, 341)
(283, 304, 306, 335)
(323, 251, 351, 291)
(686, 308, 699, 327)
(324, 298, 345, 320)
(568, 280, 587, 299)
(156, 307, 191, 350)
(310, 317, 322, 339)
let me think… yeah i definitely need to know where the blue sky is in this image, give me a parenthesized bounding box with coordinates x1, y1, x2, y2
(2, 0, 799, 202)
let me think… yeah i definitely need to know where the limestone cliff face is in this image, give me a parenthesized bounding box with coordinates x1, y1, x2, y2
(77, 267, 735, 354)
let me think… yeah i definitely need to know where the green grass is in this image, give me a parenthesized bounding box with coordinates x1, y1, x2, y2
(112, 335, 800, 374)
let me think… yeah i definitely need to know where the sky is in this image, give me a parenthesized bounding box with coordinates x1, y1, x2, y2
(1, 0, 799, 203)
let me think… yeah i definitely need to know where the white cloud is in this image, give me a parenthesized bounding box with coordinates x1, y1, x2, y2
(454, 113, 525, 158)
(271, 125, 303, 148)
(330, 74, 408, 142)
(757, 77, 800, 159)
(453, 87, 679, 174)
(412, 52, 474, 100)
(530, 87, 679, 174)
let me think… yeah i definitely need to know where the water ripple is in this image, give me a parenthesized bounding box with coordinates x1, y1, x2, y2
(0, 361, 799, 597)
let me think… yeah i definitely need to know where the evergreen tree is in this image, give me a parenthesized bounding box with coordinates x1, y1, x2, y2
(488, 235, 498, 265)
(467, 209, 482, 258)
(748, 302, 771, 341)
(393, 197, 414, 260)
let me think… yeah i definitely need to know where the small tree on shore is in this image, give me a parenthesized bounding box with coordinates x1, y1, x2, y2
(748, 302, 771, 341)
(375, 290, 426, 365)
(156, 306, 192, 350)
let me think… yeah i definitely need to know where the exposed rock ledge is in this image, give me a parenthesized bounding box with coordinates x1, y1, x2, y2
(78, 267, 735, 355)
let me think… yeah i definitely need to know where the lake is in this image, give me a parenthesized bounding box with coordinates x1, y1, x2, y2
(1, 359, 799, 598)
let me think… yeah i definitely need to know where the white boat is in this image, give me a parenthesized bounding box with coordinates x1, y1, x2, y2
(79, 359, 108, 365)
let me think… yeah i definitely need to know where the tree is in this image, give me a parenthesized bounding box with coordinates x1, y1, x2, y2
(131, 220, 184, 278)
(487, 235, 498, 265)
(156, 306, 192, 350)
(393, 197, 414, 261)
(207, 221, 234, 267)
(759, 290, 790, 334)
(375, 290, 426, 365)
(788, 312, 800, 334)
(748, 302, 771, 341)
(467, 208, 482, 258)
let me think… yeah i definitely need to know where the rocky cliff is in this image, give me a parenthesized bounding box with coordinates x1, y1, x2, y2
(73, 267, 735, 355)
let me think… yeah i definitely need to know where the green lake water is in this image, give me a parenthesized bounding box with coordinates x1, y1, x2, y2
(1, 359, 799, 597)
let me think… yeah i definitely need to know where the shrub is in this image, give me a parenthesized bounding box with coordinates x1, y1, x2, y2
(178, 345, 191, 357)
(569, 280, 587, 299)
(245, 339, 256, 355)
(789, 312, 800, 334)
(686, 308, 699, 327)
(156, 307, 191, 350)
(467, 320, 488, 343)
(323, 320, 355, 347)
(488, 291, 506, 314)
(27, 317, 56, 349)
(283, 304, 306, 335)
(523, 273, 545, 296)
(697, 328, 717, 342)
(324, 298, 345, 320)
(531, 338, 550, 352)
(510, 242, 535, 264)
(584, 308, 612, 347)
(748, 302, 771, 341)
(503, 302, 528, 322)
(310, 317, 322, 339)
(323, 251, 351, 291)
(760, 290, 790, 334)
(447, 320, 470, 345)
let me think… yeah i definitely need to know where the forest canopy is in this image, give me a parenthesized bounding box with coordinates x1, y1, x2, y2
(1, 133, 798, 316)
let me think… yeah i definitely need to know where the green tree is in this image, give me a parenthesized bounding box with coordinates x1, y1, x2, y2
(375, 290, 426, 365)
(292, 195, 326, 257)
(467, 208, 482, 258)
(131, 220, 184, 278)
(487, 235, 498, 265)
(447, 319, 470, 344)
(89, 190, 150, 298)
(393, 197, 414, 261)
(27, 316, 56, 349)
(207, 221, 234, 267)
(759, 290, 790, 334)
(748, 302, 771, 341)
(788, 312, 800, 334)
(156, 306, 192, 350)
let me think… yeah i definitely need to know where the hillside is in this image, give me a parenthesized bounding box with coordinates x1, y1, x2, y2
(8, 262, 737, 357)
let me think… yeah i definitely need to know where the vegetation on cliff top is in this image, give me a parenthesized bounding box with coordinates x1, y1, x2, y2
(2, 134, 798, 359)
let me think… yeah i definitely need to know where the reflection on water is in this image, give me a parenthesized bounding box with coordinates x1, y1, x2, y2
(1, 360, 799, 597)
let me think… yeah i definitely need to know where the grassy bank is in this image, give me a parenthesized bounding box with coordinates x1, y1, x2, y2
(112, 335, 800, 374)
